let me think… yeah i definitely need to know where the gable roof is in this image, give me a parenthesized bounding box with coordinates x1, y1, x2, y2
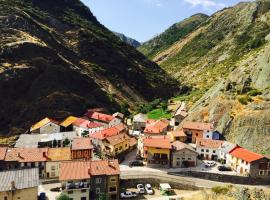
(30, 118, 59, 132)
(0, 168, 39, 192)
(169, 129, 187, 138)
(5, 148, 48, 163)
(85, 112, 115, 123)
(220, 141, 237, 153)
(144, 119, 169, 134)
(59, 160, 120, 181)
(229, 146, 264, 163)
(172, 141, 197, 152)
(183, 121, 213, 131)
(60, 116, 78, 127)
(73, 118, 103, 129)
(72, 138, 93, 150)
(105, 133, 130, 146)
(143, 137, 172, 149)
(90, 126, 124, 140)
(196, 139, 224, 149)
(0, 147, 7, 160)
(47, 148, 71, 161)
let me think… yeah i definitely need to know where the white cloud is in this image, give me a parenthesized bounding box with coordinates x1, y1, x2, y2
(183, 0, 226, 9)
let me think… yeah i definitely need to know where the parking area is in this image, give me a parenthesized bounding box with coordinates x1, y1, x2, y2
(38, 183, 61, 200)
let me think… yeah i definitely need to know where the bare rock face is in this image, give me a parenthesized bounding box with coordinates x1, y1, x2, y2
(0, 0, 179, 133)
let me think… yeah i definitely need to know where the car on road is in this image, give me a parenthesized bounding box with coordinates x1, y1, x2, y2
(137, 184, 145, 194)
(129, 160, 144, 167)
(120, 191, 138, 198)
(38, 192, 46, 200)
(145, 183, 154, 194)
(205, 161, 216, 168)
(218, 165, 232, 171)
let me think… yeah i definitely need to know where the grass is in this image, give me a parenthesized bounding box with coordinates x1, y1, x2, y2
(147, 108, 172, 119)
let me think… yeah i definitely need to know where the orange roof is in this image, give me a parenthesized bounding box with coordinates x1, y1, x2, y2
(60, 161, 90, 181)
(0, 148, 7, 160)
(143, 137, 172, 149)
(72, 138, 93, 150)
(196, 139, 223, 149)
(144, 119, 169, 134)
(5, 148, 48, 163)
(229, 146, 264, 163)
(59, 160, 120, 181)
(183, 121, 213, 131)
(105, 133, 130, 146)
(85, 111, 115, 123)
(90, 126, 123, 140)
(73, 118, 103, 129)
(30, 118, 59, 132)
(47, 148, 71, 161)
(90, 160, 120, 176)
(60, 116, 78, 127)
(170, 129, 187, 137)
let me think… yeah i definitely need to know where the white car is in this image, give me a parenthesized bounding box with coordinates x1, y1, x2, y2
(145, 184, 154, 194)
(120, 191, 138, 198)
(137, 184, 145, 194)
(205, 161, 216, 168)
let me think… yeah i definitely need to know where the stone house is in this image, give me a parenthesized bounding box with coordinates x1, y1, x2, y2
(196, 139, 224, 160)
(30, 117, 60, 134)
(71, 138, 93, 160)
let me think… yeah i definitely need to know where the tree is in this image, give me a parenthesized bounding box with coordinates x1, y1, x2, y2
(63, 138, 70, 147)
(56, 193, 70, 200)
(99, 193, 108, 200)
(52, 139, 58, 148)
(82, 130, 89, 137)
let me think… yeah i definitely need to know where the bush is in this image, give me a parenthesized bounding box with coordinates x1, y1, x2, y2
(211, 186, 230, 195)
(238, 95, 252, 105)
(247, 89, 262, 96)
(56, 193, 70, 200)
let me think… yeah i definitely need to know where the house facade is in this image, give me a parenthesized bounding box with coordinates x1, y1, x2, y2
(227, 146, 270, 178)
(171, 141, 198, 168)
(172, 102, 188, 127)
(196, 139, 224, 160)
(85, 111, 121, 128)
(182, 121, 214, 143)
(30, 118, 60, 134)
(72, 118, 104, 137)
(71, 138, 93, 160)
(167, 129, 187, 142)
(0, 168, 39, 200)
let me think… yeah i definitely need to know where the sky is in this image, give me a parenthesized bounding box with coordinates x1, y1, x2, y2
(82, 0, 251, 42)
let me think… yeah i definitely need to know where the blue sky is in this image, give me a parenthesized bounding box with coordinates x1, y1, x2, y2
(82, 0, 251, 42)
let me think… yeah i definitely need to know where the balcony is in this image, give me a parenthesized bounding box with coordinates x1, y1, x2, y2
(64, 182, 90, 191)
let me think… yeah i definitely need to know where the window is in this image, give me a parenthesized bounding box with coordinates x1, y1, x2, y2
(96, 178, 102, 184)
(259, 170, 264, 175)
(51, 172, 56, 177)
(182, 158, 185, 160)
(115, 148, 118, 152)
(81, 198, 86, 200)
(125, 144, 128, 147)
(119, 146, 122, 150)
(196, 133, 198, 136)
(109, 186, 117, 192)
(110, 177, 116, 182)
(267, 170, 270, 175)
(81, 189, 87, 193)
(206, 135, 209, 138)
(51, 166, 56, 170)
(206, 149, 209, 153)
(201, 149, 204, 152)
(188, 158, 191, 160)
(268, 162, 270, 168)
(4, 197, 7, 200)
(96, 188, 100, 194)
(68, 191, 73, 194)
(213, 150, 216, 153)
(17, 198, 21, 200)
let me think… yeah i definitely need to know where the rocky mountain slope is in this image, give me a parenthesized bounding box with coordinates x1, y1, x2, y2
(140, 0, 270, 154)
(0, 0, 179, 134)
(113, 32, 141, 48)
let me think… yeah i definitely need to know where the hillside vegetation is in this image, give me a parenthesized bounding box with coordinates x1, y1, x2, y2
(0, 0, 179, 134)
(139, 0, 270, 154)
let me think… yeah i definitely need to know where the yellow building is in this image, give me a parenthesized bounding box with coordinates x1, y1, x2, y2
(46, 148, 71, 178)
(0, 168, 39, 200)
(103, 133, 131, 157)
(142, 137, 172, 166)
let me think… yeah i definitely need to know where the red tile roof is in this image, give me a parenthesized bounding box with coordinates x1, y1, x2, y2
(144, 119, 169, 134)
(229, 146, 264, 163)
(170, 129, 187, 137)
(0, 148, 7, 160)
(196, 139, 223, 149)
(90, 126, 124, 140)
(183, 121, 213, 131)
(59, 160, 120, 181)
(105, 133, 130, 146)
(72, 138, 93, 150)
(5, 148, 48, 162)
(85, 111, 115, 123)
(60, 161, 90, 181)
(72, 118, 103, 129)
(143, 137, 172, 149)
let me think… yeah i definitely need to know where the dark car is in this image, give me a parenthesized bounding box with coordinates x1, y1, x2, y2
(129, 160, 144, 167)
(39, 192, 46, 200)
(218, 166, 232, 171)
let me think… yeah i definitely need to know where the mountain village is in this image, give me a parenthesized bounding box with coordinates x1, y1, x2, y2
(0, 103, 269, 200)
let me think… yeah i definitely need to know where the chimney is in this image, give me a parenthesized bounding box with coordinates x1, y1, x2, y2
(17, 152, 23, 159)
(43, 152, 47, 158)
(11, 181, 16, 190)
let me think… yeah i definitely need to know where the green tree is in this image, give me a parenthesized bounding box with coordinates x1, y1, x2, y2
(63, 138, 70, 147)
(99, 193, 108, 200)
(56, 193, 70, 200)
(52, 139, 58, 148)
(81, 130, 89, 137)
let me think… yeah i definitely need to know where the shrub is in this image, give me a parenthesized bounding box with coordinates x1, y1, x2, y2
(56, 193, 70, 200)
(247, 89, 262, 96)
(238, 95, 252, 105)
(211, 186, 230, 195)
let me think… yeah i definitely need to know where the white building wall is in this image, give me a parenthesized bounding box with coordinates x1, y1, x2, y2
(40, 123, 60, 134)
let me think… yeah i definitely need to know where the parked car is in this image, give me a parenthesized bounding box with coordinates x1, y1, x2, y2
(205, 161, 216, 168)
(129, 160, 144, 167)
(38, 192, 46, 200)
(135, 154, 143, 160)
(120, 191, 138, 198)
(218, 165, 232, 171)
(145, 183, 154, 194)
(137, 184, 145, 194)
